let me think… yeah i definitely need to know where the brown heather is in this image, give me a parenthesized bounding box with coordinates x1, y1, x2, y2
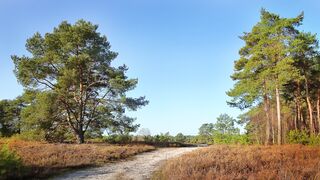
(154, 145, 320, 180)
(0, 139, 155, 178)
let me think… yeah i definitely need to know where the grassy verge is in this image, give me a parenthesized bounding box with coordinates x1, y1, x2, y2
(153, 145, 320, 180)
(0, 139, 155, 179)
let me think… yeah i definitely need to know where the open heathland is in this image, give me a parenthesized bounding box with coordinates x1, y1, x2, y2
(154, 145, 320, 180)
(0, 139, 155, 179)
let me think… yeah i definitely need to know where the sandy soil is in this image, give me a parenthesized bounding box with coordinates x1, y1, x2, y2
(52, 147, 199, 180)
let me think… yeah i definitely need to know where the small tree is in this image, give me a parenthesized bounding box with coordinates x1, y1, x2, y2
(175, 133, 186, 143)
(214, 114, 239, 134)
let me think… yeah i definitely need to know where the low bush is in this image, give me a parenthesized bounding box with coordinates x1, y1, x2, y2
(212, 132, 250, 145)
(287, 130, 309, 145)
(11, 130, 46, 142)
(287, 130, 320, 146)
(143, 135, 154, 143)
(104, 134, 132, 144)
(187, 135, 212, 144)
(174, 133, 187, 143)
(0, 145, 23, 179)
(153, 133, 174, 143)
(308, 135, 320, 146)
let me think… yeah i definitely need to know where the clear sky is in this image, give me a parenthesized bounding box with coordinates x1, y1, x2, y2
(1, 0, 320, 135)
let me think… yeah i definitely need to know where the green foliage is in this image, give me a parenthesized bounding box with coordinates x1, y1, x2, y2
(188, 135, 212, 144)
(0, 145, 23, 179)
(12, 130, 46, 142)
(105, 116, 140, 136)
(212, 132, 250, 145)
(308, 135, 320, 146)
(175, 133, 186, 143)
(0, 99, 23, 137)
(19, 91, 72, 142)
(197, 114, 242, 145)
(286, 130, 320, 146)
(104, 134, 132, 144)
(154, 132, 173, 143)
(287, 130, 310, 145)
(198, 123, 214, 136)
(140, 132, 179, 145)
(143, 135, 154, 143)
(228, 9, 303, 106)
(214, 114, 240, 134)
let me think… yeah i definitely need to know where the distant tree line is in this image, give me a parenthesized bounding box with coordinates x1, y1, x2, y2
(0, 20, 148, 143)
(228, 9, 320, 144)
(194, 114, 249, 145)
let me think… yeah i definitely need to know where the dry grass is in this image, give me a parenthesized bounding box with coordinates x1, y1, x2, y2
(154, 145, 320, 180)
(0, 139, 155, 179)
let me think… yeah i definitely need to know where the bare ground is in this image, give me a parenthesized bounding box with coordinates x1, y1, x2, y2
(52, 147, 199, 180)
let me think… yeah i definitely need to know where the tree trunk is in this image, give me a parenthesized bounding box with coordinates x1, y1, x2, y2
(297, 99, 301, 129)
(306, 97, 314, 134)
(271, 105, 275, 144)
(272, 124, 275, 144)
(293, 97, 297, 130)
(297, 83, 302, 130)
(317, 89, 320, 134)
(275, 86, 282, 145)
(294, 113, 297, 130)
(305, 78, 315, 135)
(264, 94, 271, 145)
(76, 131, 85, 144)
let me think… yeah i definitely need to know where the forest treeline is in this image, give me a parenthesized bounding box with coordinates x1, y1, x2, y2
(1, 9, 320, 146)
(227, 9, 320, 145)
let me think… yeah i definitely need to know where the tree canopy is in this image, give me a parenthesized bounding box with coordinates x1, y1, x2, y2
(12, 20, 148, 143)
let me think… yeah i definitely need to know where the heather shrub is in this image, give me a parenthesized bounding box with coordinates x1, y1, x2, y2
(0, 139, 154, 179)
(154, 145, 320, 179)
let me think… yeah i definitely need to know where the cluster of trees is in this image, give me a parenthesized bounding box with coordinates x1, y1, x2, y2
(228, 9, 320, 144)
(194, 114, 248, 145)
(137, 129, 190, 144)
(141, 132, 189, 144)
(0, 20, 147, 143)
(101, 129, 191, 146)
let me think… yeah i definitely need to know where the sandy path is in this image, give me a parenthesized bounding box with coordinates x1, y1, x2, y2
(52, 147, 199, 180)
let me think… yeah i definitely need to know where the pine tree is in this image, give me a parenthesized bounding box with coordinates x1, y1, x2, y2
(12, 20, 148, 143)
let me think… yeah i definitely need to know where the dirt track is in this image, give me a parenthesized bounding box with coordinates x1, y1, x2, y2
(52, 147, 199, 180)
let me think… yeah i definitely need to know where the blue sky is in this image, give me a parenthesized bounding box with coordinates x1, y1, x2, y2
(1, 0, 320, 135)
